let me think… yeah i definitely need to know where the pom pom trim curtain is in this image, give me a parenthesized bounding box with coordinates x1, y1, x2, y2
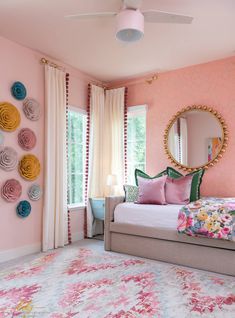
(85, 84, 127, 237)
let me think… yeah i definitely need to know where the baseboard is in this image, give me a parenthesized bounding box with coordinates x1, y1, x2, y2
(72, 231, 84, 242)
(0, 243, 41, 263)
(0, 233, 84, 263)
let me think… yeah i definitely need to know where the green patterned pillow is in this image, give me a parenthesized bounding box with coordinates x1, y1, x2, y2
(135, 169, 167, 186)
(167, 167, 205, 202)
(123, 185, 139, 202)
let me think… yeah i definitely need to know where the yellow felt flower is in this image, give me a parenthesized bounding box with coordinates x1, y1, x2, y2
(19, 154, 40, 181)
(197, 210, 208, 221)
(0, 102, 21, 131)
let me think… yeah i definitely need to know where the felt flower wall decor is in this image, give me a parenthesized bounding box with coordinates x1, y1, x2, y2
(28, 184, 42, 201)
(19, 154, 40, 181)
(16, 200, 31, 218)
(18, 128, 36, 151)
(23, 98, 40, 121)
(0, 102, 21, 132)
(1, 179, 22, 202)
(0, 146, 18, 171)
(11, 81, 27, 100)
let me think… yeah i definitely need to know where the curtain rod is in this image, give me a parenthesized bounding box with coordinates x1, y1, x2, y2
(40, 57, 65, 71)
(41, 57, 158, 88)
(145, 74, 158, 85)
(89, 82, 107, 89)
(107, 73, 159, 89)
(40, 59, 106, 88)
(89, 74, 158, 90)
(89, 83, 124, 90)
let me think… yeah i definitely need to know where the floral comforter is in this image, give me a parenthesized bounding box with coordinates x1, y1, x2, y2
(177, 197, 235, 241)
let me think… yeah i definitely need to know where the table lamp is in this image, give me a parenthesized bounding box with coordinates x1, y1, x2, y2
(107, 174, 118, 196)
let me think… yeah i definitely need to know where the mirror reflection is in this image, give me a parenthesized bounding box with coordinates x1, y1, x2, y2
(168, 110, 223, 168)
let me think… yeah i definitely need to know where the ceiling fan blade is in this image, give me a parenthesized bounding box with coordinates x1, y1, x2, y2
(65, 12, 117, 19)
(123, 0, 142, 10)
(143, 10, 193, 24)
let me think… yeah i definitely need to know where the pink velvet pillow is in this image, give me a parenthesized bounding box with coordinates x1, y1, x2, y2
(165, 175, 193, 205)
(137, 175, 167, 205)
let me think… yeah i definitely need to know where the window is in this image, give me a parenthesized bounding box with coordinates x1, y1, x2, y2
(127, 105, 147, 185)
(67, 107, 87, 207)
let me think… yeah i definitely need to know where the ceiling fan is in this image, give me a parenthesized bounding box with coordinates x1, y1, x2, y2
(65, 0, 193, 43)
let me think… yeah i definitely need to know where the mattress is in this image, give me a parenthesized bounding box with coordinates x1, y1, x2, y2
(114, 202, 183, 230)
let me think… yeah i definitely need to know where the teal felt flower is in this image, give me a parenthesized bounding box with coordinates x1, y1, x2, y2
(16, 200, 31, 218)
(11, 81, 27, 100)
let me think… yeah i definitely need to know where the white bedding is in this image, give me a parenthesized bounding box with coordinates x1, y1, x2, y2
(114, 202, 183, 230)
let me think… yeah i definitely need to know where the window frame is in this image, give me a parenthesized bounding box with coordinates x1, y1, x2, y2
(67, 105, 87, 209)
(127, 105, 147, 185)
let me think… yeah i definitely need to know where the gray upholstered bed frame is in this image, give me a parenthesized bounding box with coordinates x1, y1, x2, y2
(104, 196, 235, 276)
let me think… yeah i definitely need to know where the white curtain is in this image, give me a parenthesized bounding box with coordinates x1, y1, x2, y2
(103, 87, 125, 196)
(87, 86, 125, 237)
(87, 85, 105, 237)
(180, 117, 188, 165)
(43, 65, 68, 251)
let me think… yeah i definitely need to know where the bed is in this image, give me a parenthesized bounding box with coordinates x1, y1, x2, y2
(114, 202, 182, 229)
(104, 196, 235, 276)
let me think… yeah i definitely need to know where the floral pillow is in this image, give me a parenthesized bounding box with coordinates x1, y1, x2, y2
(123, 185, 139, 202)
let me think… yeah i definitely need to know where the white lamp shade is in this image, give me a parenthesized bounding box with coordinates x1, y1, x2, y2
(107, 174, 118, 186)
(116, 9, 144, 43)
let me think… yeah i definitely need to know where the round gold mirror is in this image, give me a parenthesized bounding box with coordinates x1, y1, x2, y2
(164, 106, 228, 172)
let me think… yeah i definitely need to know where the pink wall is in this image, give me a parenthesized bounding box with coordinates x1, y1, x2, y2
(115, 56, 235, 197)
(0, 36, 98, 253)
(1, 33, 235, 255)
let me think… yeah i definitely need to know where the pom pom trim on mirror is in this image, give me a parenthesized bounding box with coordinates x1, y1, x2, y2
(163, 105, 228, 172)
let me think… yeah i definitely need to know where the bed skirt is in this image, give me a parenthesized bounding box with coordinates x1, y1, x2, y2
(105, 196, 235, 276)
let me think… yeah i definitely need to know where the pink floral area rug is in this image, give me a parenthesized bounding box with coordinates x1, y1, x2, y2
(0, 243, 235, 318)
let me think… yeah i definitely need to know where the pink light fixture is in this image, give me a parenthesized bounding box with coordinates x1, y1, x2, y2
(116, 9, 144, 43)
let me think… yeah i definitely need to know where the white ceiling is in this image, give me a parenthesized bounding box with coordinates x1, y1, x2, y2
(0, 0, 235, 82)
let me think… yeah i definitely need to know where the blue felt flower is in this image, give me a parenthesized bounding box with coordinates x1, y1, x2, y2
(11, 81, 27, 100)
(16, 200, 31, 218)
